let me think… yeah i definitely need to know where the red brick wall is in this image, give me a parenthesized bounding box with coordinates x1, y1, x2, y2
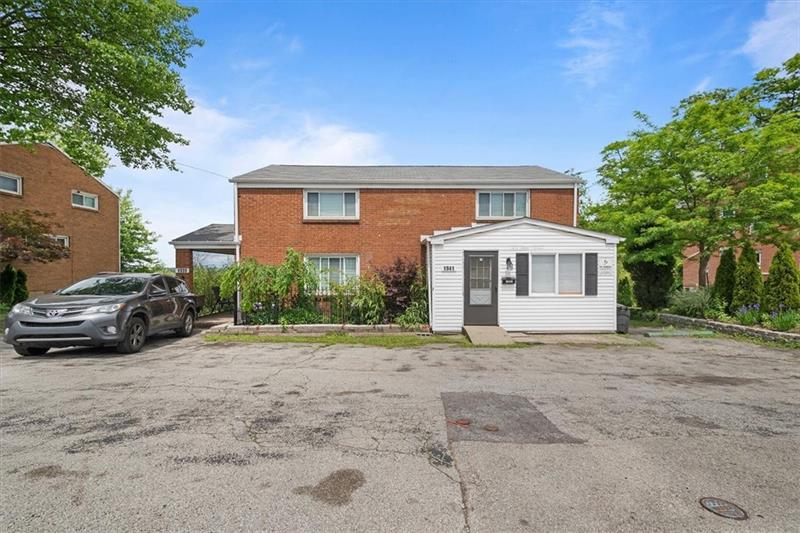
(175, 249, 193, 290)
(238, 188, 576, 269)
(683, 244, 800, 288)
(0, 144, 119, 294)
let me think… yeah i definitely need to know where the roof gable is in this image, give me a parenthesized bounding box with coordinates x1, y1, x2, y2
(423, 217, 623, 245)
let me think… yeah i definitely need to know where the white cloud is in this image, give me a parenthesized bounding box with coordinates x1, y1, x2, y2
(741, 0, 800, 69)
(105, 101, 385, 265)
(692, 76, 712, 93)
(560, 4, 645, 87)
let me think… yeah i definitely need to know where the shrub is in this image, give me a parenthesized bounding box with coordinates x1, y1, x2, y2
(731, 242, 763, 311)
(376, 257, 419, 320)
(668, 287, 713, 318)
(763, 310, 800, 332)
(278, 307, 324, 325)
(712, 248, 736, 312)
(191, 264, 228, 315)
(396, 268, 428, 329)
(0, 264, 17, 304)
(12, 269, 28, 304)
(735, 304, 762, 326)
(617, 267, 635, 307)
(626, 258, 676, 310)
(762, 243, 800, 313)
(630, 308, 657, 322)
(350, 274, 386, 325)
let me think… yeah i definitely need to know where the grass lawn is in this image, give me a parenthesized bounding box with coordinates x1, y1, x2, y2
(205, 332, 472, 348)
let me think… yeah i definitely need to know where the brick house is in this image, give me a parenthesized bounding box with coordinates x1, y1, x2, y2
(0, 143, 120, 294)
(683, 244, 800, 289)
(172, 165, 622, 332)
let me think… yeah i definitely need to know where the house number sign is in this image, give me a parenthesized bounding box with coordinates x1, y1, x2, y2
(442, 265, 456, 272)
(175, 267, 190, 274)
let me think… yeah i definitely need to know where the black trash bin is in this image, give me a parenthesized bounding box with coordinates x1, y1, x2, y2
(616, 305, 630, 334)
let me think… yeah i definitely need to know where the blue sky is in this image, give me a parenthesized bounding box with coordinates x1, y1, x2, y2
(103, 0, 800, 265)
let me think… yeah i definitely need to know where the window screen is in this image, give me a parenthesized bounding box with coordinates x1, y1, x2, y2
(558, 254, 582, 294)
(531, 255, 555, 293)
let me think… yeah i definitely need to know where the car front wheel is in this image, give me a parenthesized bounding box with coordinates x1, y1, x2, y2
(117, 317, 147, 354)
(14, 345, 49, 356)
(175, 311, 194, 337)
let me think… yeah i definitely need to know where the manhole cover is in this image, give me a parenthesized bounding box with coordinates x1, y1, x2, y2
(699, 497, 748, 520)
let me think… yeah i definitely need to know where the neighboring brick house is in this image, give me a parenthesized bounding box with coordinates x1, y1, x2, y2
(683, 244, 800, 289)
(0, 143, 119, 294)
(172, 165, 624, 332)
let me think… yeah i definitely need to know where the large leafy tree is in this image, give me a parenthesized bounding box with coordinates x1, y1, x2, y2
(118, 189, 162, 272)
(0, 209, 69, 263)
(0, 0, 202, 177)
(592, 54, 800, 287)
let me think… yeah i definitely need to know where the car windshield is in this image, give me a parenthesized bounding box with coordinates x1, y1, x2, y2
(58, 276, 148, 296)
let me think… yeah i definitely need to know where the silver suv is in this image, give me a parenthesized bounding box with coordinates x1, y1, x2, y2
(3, 273, 197, 356)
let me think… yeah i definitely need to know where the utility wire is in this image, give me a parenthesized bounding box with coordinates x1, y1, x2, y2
(175, 161, 230, 178)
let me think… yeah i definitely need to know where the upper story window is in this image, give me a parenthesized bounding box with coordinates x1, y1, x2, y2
(72, 190, 98, 210)
(477, 191, 528, 219)
(304, 190, 359, 220)
(53, 235, 70, 248)
(0, 172, 22, 196)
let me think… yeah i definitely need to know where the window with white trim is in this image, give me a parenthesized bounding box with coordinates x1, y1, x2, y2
(307, 255, 358, 291)
(531, 253, 584, 295)
(755, 250, 762, 267)
(305, 191, 358, 219)
(477, 191, 527, 218)
(72, 190, 98, 210)
(0, 173, 22, 195)
(53, 235, 70, 248)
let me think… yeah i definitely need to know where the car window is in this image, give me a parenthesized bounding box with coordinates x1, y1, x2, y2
(165, 277, 184, 294)
(59, 276, 147, 295)
(149, 278, 168, 295)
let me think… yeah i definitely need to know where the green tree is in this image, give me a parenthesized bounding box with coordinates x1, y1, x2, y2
(0, 264, 17, 304)
(0, 0, 203, 176)
(0, 209, 69, 263)
(732, 242, 764, 311)
(712, 248, 737, 312)
(593, 54, 800, 287)
(762, 244, 800, 313)
(617, 264, 635, 307)
(12, 269, 29, 304)
(118, 190, 162, 272)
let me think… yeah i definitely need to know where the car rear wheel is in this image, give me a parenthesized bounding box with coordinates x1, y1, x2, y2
(117, 317, 146, 354)
(14, 346, 49, 356)
(175, 311, 194, 337)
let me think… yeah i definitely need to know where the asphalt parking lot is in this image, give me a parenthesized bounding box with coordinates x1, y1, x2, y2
(1, 332, 799, 532)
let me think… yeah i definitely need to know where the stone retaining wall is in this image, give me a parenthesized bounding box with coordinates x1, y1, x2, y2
(205, 323, 421, 336)
(658, 313, 800, 345)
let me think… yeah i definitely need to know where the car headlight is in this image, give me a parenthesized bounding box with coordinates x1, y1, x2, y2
(85, 303, 124, 314)
(11, 304, 33, 316)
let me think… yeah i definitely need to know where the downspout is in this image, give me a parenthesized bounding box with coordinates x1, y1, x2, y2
(573, 182, 578, 227)
(233, 181, 241, 324)
(426, 239, 433, 331)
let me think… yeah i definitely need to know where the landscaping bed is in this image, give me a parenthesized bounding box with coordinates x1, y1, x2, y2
(205, 331, 468, 348)
(659, 312, 800, 346)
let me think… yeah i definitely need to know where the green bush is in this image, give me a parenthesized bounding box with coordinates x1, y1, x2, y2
(12, 269, 28, 304)
(0, 264, 16, 304)
(376, 257, 419, 320)
(617, 266, 635, 307)
(731, 242, 763, 311)
(762, 243, 800, 313)
(193, 264, 228, 315)
(330, 274, 387, 325)
(626, 258, 676, 310)
(396, 268, 428, 329)
(763, 310, 800, 332)
(668, 287, 713, 318)
(712, 248, 736, 312)
(278, 307, 324, 325)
